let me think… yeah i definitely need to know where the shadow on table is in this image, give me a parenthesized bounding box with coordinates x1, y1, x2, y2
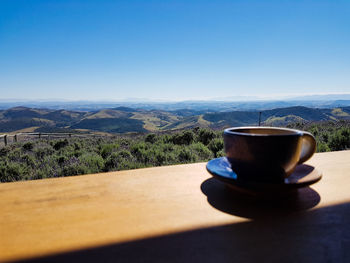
(19, 179, 350, 263)
(200, 177, 321, 219)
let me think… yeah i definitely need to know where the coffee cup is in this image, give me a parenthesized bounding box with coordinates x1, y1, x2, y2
(223, 126, 316, 183)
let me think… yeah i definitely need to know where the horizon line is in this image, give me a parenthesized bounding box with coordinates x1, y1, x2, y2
(1, 92, 350, 103)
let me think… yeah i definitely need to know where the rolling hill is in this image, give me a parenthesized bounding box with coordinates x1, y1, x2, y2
(0, 106, 350, 134)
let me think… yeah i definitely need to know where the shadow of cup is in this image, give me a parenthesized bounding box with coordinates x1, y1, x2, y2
(201, 178, 320, 220)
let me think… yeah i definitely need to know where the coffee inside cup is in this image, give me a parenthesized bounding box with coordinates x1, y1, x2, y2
(230, 127, 300, 135)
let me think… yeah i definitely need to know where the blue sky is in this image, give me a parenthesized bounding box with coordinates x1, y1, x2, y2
(0, 0, 349, 101)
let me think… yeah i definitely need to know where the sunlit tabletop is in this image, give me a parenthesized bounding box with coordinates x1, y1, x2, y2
(1, 151, 350, 262)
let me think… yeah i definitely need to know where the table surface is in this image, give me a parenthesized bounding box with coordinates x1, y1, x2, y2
(1, 151, 350, 263)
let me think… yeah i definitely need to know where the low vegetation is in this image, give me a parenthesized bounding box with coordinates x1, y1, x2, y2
(287, 120, 350, 152)
(0, 128, 224, 182)
(1, 121, 349, 183)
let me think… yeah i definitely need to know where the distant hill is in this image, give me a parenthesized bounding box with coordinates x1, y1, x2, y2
(201, 106, 350, 128)
(1, 107, 49, 119)
(71, 118, 146, 133)
(0, 105, 349, 134)
(1, 97, 350, 111)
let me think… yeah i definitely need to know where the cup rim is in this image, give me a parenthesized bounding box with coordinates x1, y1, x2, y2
(224, 126, 303, 137)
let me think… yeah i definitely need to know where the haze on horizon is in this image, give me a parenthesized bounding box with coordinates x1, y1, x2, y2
(1, 0, 349, 101)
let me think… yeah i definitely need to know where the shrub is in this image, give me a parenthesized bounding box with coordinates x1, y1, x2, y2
(321, 133, 329, 143)
(208, 138, 224, 158)
(118, 138, 131, 148)
(74, 142, 81, 150)
(100, 143, 119, 159)
(7, 148, 22, 162)
(22, 142, 34, 151)
(79, 153, 104, 173)
(178, 148, 196, 162)
(34, 146, 54, 159)
(145, 133, 157, 143)
(104, 150, 134, 171)
(155, 151, 166, 165)
(309, 126, 319, 137)
(189, 143, 213, 160)
(0, 146, 10, 157)
(197, 128, 216, 145)
(329, 128, 350, 151)
(160, 143, 174, 153)
(172, 131, 195, 145)
(36, 157, 59, 179)
(61, 164, 89, 177)
(21, 154, 36, 168)
(317, 142, 330, 152)
(131, 142, 149, 162)
(33, 169, 46, 180)
(0, 162, 27, 182)
(144, 148, 167, 166)
(216, 149, 225, 158)
(57, 155, 67, 165)
(53, 139, 69, 151)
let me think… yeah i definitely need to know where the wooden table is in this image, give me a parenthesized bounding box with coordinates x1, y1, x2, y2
(1, 151, 350, 263)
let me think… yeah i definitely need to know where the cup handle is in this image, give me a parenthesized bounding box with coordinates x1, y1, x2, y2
(298, 132, 317, 164)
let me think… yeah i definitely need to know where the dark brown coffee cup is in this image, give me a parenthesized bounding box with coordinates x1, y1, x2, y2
(223, 127, 316, 183)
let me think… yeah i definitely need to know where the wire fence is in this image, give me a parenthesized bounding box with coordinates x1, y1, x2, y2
(0, 132, 105, 147)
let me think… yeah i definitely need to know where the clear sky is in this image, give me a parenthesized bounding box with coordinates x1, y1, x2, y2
(0, 0, 349, 101)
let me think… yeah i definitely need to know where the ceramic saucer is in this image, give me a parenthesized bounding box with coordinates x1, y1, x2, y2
(206, 157, 322, 195)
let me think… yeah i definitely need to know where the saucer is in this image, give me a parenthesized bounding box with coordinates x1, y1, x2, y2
(206, 157, 322, 195)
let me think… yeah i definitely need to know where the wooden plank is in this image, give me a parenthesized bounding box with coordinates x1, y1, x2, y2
(1, 151, 350, 262)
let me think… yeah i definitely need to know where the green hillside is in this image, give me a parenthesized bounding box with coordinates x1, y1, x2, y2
(1, 105, 350, 134)
(2, 107, 50, 119)
(203, 111, 259, 128)
(263, 115, 305, 126)
(202, 106, 350, 128)
(262, 106, 330, 121)
(71, 118, 146, 133)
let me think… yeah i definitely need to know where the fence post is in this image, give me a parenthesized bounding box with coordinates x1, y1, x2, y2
(258, 112, 262, 126)
(14, 134, 17, 142)
(69, 133, 71, 138)
(4, 135, 7, 146)
(39, 133, 41, 139)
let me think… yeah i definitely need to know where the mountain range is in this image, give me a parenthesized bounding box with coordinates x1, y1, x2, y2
(1, 94, 350, 112)
(1, 105, 350, 134)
